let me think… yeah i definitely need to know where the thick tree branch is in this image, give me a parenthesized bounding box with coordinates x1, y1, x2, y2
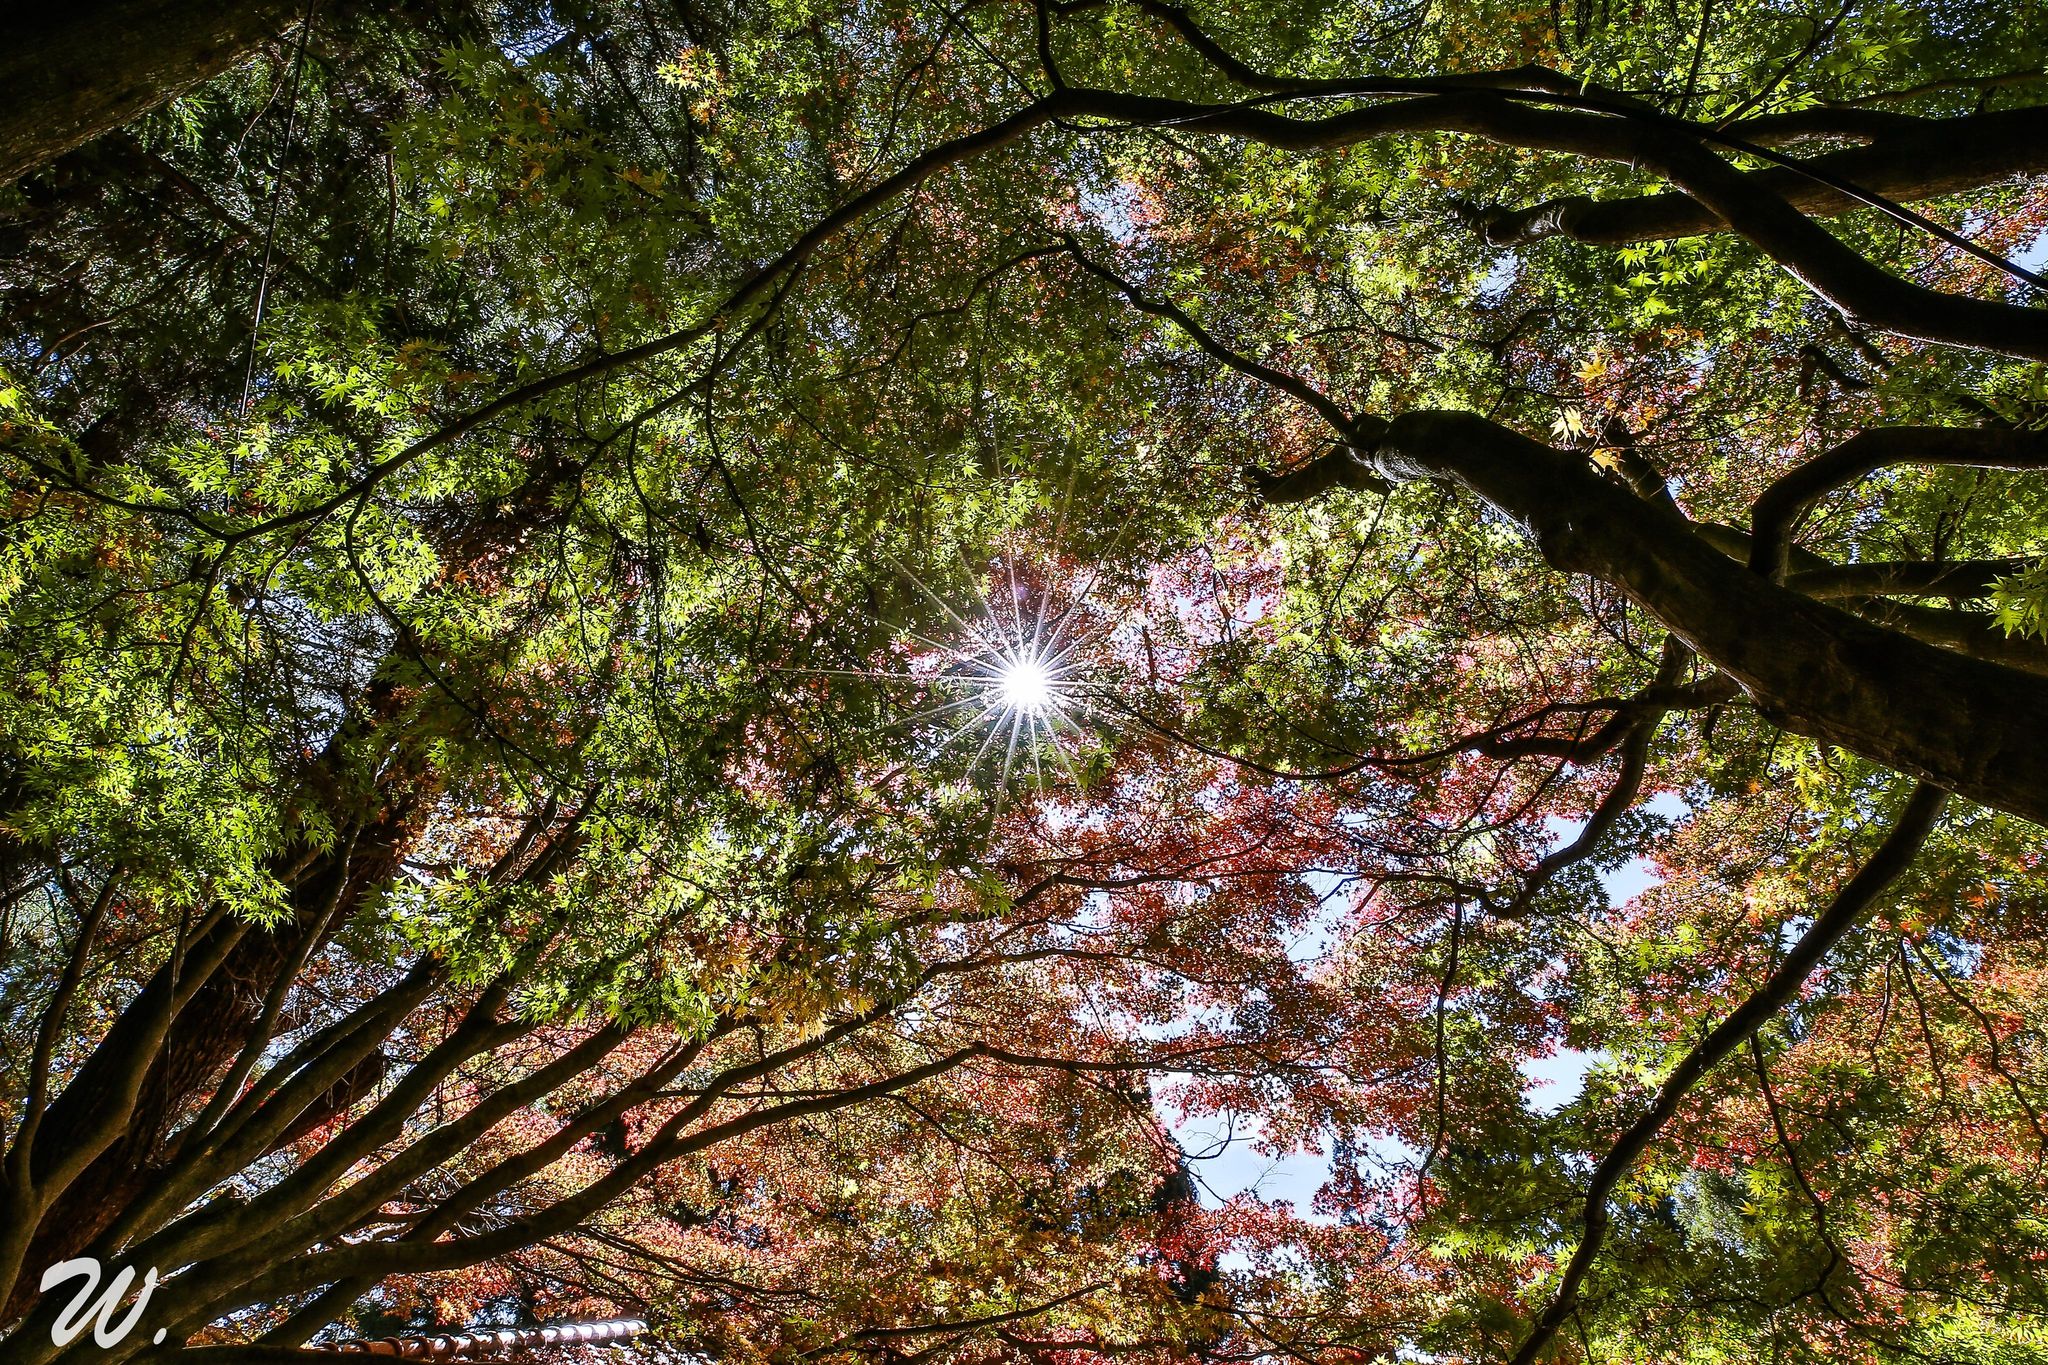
(1851, 596, 2048, 678)
(1784, 557, 2034, 600)
(252, 1023, 654, 1346)
(1050, 2, 2048, 320)
(154, 1045, 992, 1351)
(1343, 412, 2048, 821)
(1468, 107, 2048, 246)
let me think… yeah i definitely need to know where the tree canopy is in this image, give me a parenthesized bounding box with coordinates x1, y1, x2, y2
(3, 1, 2048, 1362)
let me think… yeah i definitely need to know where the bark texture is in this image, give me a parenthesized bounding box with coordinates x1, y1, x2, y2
(0, 0, 302, 184)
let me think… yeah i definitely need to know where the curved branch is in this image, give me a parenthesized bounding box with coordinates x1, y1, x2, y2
(1059, 86, 2048, 354)
(1051, 1, 2048, 302)
(1501, 639, 1694, 916)
(1748, 1034, 1849, 1310)
(1062, 241, 1377, 451)
(1749, 427, 2048, 580)
(1469, 676, 1736, 762)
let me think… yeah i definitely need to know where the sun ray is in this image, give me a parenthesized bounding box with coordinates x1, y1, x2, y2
(918, 702, 1013, 782)
(769, 665, 951, 684)
(807, 524, 1149, 807)
(954, 545, 1008, 640)
(964, 697, 1017, 773)
(1038, 590, 1123, 673)
(998, 703, 1027, 793)
(1045, 726, 1089, 792)
(1004, 553, 1028, 650)
(881, 692, 1013, 732)
(878, 548, 993, 648)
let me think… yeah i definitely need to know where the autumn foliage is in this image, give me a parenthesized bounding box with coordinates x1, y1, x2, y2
(3, 2, 2048, 1363)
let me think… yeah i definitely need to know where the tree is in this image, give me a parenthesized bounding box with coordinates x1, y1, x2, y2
(0, 2, 307, 184)
(4, 1, 2048, 1362)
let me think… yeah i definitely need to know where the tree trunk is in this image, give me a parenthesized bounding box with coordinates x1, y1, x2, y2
(0, 0, 302, 184)
(0, 804, 425, 1326)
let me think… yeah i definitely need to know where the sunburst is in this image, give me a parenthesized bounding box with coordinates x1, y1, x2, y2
(995, 651, 1054, 715)
(915, 558, 1111, 799)
(770, 547, 1136, 810)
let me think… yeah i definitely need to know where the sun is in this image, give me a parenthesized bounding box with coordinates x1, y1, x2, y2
(772, 544, 1142, 806)
(996, 652, 1055, 715)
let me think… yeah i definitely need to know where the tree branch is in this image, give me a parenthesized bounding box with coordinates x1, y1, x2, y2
(1785, 557, 2034, 600)
(1508, 780, 1946, 1365)
(1468, 106, 2048, 247)
(1749, 427, 2048, 580)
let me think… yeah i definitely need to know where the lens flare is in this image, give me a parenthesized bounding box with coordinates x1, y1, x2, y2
(769, 543, 1141, 810)
(997, 654, 1054, 715)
